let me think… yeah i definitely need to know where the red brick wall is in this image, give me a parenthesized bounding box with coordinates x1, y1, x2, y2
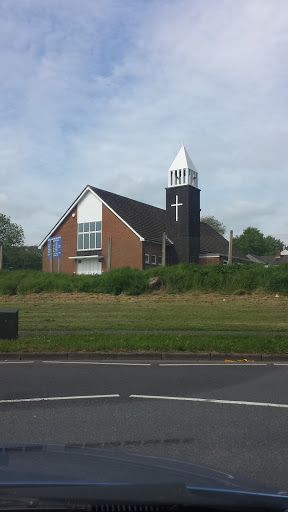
(102, 205, 143, 271)
(199, 256, 220, 265)
(42, 207, 77, 273)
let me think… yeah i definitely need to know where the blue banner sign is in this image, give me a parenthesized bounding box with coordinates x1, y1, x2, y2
(47, 236, 62, 258)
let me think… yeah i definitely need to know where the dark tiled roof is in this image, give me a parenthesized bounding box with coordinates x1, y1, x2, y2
(91, 186, 246, 259)
(249, 254, 288, 265)
(246, 254, 265, 264)
(250, 255, 268, 263)
(200, 222, 246, 259)
(90, 186, 166, 243)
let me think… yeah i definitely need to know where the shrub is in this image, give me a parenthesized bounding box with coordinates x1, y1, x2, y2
(1, 263, 288, 296)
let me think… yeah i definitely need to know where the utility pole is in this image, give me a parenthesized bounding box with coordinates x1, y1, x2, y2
(228, 230, 233, 264)
(162, 232, 166, 266)
(49, 240, 53, 272)
(107, 237, 112, 271)
(0, 246, 3, 270)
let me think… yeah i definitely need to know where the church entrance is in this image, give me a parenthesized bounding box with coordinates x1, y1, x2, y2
(77, 257, 102, 275)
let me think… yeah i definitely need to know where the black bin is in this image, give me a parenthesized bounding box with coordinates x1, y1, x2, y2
(0, 309, 19, 339)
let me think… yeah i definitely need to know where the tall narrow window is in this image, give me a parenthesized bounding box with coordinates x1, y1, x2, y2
(84, 233, 89, 249)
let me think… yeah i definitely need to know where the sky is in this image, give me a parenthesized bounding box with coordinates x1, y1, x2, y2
(0, 0, 288, 246)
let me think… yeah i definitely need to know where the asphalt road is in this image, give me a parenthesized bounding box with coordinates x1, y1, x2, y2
(0, 360, 288, 491)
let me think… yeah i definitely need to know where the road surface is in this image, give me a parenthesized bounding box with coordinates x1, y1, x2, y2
(0, 359, 288, 490)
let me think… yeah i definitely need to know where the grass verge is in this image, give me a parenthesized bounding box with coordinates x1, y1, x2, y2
(1, 293, 288, 332)
(1, 332, 288, 353)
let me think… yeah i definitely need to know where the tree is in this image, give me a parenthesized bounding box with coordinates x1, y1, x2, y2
(233, 227, 284, 256)
(3, 246, 42, 270)
(0, 214, 42, 270)
(0, 213, 24, 247)
(201, 215, 226, 236)
(264, 235, 284, 255)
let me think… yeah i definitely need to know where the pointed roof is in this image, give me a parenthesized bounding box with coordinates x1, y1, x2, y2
(90, 186, 167, 243)
(199, 222, 246, 259)
(169, 143, 197, 172)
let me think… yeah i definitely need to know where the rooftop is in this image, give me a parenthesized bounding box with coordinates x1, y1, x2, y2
(168, 143, 197, 172)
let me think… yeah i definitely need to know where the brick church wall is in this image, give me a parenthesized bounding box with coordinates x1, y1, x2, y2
(199, 256, 220, 265)
(42, 206, 77, 273)
(101, 204, 143, 271)
(143, 241, 163, 269)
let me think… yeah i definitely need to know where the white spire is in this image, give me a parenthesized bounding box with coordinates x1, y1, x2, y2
(168, 143, 198, 188)
(169, 143, 197, 172)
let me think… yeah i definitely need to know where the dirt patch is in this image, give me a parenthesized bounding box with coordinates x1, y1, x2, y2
(0, 290, 287, 307)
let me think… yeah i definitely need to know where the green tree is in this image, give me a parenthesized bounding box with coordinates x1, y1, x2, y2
(3, 246, 42, 270)
(263, 235, 284, 256)
(201, 215, 226, 235)
(25, 245, 42, 254)
(0, 213, 24, 247)
(0, 215, 42, 270)
(233, 227, 284, 256)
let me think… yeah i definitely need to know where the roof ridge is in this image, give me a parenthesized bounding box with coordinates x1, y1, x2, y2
(89, 185, 166, 213)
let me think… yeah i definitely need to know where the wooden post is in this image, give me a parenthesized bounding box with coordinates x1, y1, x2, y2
(162, 232, 166, 266)
(228, 230, 233, 264)
(108, 237, 112, 271)
(49, 240, 53, 272)
(0, 246, 3, 270)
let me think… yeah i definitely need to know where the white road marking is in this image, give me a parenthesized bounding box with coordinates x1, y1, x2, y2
(42, 361, 151, 366)
(129, 394, 288, 408)
(0, 394, 119, 404)
(159, 363, 267, 366)
(0, 361, 34, 364)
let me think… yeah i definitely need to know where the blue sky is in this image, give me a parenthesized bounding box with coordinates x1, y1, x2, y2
(1, 0, 288, 246)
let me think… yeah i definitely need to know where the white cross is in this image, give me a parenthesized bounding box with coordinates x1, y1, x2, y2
(171, 195, 183, 222)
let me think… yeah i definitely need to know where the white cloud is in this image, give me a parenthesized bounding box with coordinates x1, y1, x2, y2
(0, 0, 288, 246)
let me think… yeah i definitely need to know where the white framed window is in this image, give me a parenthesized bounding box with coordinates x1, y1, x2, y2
(158, 256, 162, 265)
(78, 221, 102, 250)
(151, 255, 156, 265)
(145, 254, 149, 264)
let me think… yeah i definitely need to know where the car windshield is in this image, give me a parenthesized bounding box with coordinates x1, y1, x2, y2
(0, 0, 288, 504)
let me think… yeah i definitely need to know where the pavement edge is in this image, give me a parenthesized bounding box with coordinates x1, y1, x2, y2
(0, 352, 288, 362)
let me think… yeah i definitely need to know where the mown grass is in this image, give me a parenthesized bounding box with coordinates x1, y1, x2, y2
(0, 332, 288, 353)
(1, 294, 288, 332)
(1, 263, 288, 296)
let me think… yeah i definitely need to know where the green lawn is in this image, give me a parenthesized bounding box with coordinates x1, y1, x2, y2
(1, 293, 287, 353)
(1, 332, 288, 353)
(0, 293, 287, 332)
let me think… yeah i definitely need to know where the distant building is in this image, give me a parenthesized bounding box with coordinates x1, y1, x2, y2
(247, 251, 288, 265)
(39, 144, 246, 274)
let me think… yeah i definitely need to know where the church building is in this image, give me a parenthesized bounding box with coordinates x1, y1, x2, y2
(39, 144, 245, 274)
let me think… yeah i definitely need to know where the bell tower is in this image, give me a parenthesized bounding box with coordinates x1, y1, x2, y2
(166, 143, 200, 264)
